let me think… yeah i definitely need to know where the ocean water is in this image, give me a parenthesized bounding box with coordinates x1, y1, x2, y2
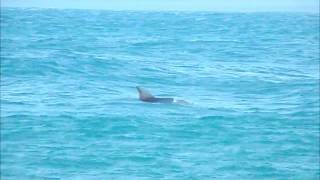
(1, 8, 319, 179)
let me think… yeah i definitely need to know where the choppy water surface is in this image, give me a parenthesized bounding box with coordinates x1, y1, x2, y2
(1, 8, 319, 179)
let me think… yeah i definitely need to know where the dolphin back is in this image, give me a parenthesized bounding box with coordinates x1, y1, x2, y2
(153, 97, 174, 103)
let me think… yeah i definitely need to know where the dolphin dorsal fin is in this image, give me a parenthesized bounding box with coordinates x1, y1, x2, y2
(136, 86, 155, 101)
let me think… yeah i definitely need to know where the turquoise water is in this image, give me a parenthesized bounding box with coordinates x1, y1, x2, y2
(1, 8, 319, 179)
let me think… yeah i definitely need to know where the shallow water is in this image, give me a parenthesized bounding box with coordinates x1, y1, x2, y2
(1, 8, 319, 179)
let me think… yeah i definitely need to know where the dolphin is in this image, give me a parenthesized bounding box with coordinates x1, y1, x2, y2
(136, 86, 189, 104)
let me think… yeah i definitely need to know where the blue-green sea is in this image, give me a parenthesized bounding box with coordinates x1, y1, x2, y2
(1, 8, 319, 179)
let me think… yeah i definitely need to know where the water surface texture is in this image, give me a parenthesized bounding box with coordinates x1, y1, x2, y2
(1, 8, 319, 179)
